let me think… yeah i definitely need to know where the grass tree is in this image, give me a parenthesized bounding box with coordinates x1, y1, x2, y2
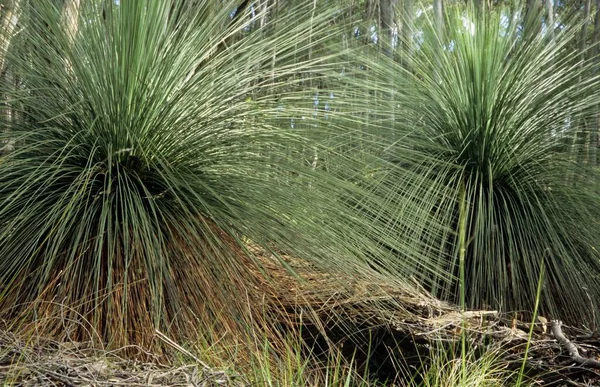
(0, 0, 408, 356)
(358, 6, 600, 324)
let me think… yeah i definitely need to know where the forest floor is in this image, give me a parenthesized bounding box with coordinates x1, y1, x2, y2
(0, 326, 244, 386)
(2, 249, 600, 386)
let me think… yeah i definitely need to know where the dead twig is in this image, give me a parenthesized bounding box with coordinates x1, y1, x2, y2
(551, 320, 600, 369)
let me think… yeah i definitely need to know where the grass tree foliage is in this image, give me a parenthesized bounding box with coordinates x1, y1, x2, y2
(0, 0, 404, 354)
(359, 6, 600, 324)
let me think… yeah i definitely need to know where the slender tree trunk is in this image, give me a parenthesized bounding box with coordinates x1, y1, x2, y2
(474, 0, 485, 15)
(580, 0, 592, 57)
(400, 0, 413, 68)
(590, 0, 600, 166)
(580, 0, 592, 166)
(565, 0, 593, 171)
(545, 0, 554, 40)
(61, 0, 82, 75)
(270, 0, 278, 85)
(380, 0, 398, 143)
(401, 0, 412, 44)
(380, 0, 398, 49)
(433, 0, 444, 83)
(0, 0, 21, 155)
(62, 0, 82, 44)
(433, 0, 443, 42)
(0, 0, 21, 72)
(593, 0, 600, 63)
(259, 0, 269, 28)
(366, 0, 375, 22)
(524, 0, 542, 42)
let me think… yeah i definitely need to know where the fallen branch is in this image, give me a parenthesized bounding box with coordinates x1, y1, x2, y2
(551, 320, 600, 369)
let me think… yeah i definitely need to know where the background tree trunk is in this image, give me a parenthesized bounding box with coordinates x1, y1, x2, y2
(524, 0, 542, 41)
(433, 0, 444, 82)
(61, 0, 82, 75)
(380, 0, 398, 48)
(0, 0, 21, 155)
(474, 0, 485, 15)
(590, 0, 600, 166)
(433, 0, 443, 41)
(580, 0, 592, 166)
(399, 0, 413, 68)
(62, 0, 82, 44)
(0, 0, 21, 71)
(545, 0, 554, 40)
